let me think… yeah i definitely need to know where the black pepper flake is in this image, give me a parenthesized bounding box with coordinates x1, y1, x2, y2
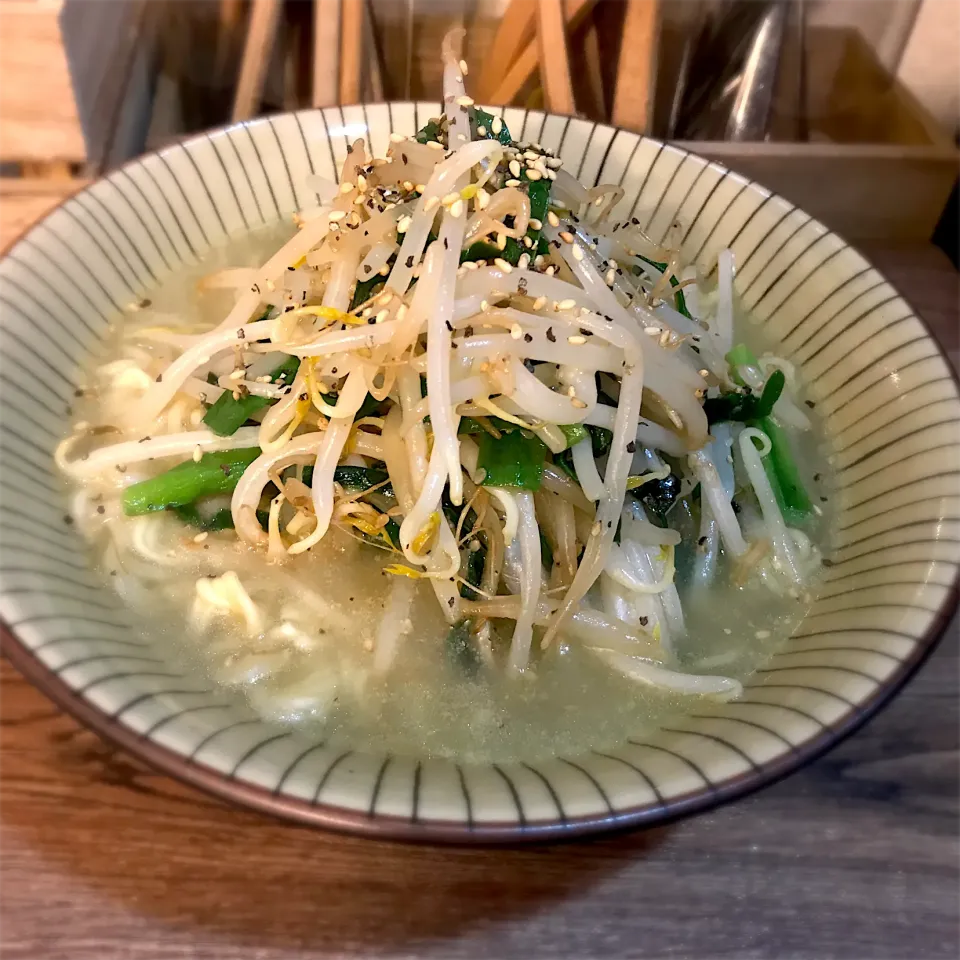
(406, 256, 414, 268)
(367, 317, 376, 324)
(639, 615, 649, 626)
(443, 238, 449, 250)
(546, 327, 556, 342)
(579, 328, 592, 337)
(631, 217, 640, 225)
(523, 333, 533, 343)
(626, 440, 636, 453)
(363, 264, 372, 275)
(697, 536, 707, 546)
(96, 505, 105, 515)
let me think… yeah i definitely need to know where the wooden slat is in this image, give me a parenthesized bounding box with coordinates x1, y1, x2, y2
(232, 0, 282, 122)
(339, 0, 364, 106)
(611, 0, 659, 132)
(487, 0, 594, 107)
(0, 178, 87, 252)
(537, 0, 575, 115)
(474, 0, 539, 103)
(312, 0, 341, 107)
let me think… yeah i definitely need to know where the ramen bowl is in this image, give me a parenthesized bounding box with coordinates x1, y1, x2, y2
(2, 104, 958, 842)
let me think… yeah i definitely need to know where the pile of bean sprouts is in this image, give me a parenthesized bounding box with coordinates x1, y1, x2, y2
(58, 33, 821, 704)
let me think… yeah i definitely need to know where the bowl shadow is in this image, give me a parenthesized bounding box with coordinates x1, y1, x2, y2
(1, 679, 669, 954)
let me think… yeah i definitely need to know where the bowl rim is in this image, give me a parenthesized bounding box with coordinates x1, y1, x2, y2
(2, 102, 958, 844)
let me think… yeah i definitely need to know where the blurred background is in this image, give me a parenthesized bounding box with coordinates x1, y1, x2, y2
(1, 0, 957, 258)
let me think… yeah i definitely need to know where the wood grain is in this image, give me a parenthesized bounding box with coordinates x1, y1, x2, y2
(610, 0, 659, 133)
(0, 224, 957, 957)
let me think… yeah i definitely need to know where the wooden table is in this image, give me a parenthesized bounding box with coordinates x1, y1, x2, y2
(1, 210, 958, 957)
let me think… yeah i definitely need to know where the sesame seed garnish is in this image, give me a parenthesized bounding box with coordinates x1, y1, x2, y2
(644, 325, 660, 335)
(557, 298, 577, 311)
(547, 211, 560, 227)
(518, 252, 531, 269)
(571, 397, 588, 409)
(456, 95, 474, 106)
(423, 196, 440, 213)
(571, 246, 584, 261)
(510, 324, 523, 340)
(559, 231, 574, 243)
(328, 210, 347, 221)
(509, 159, 521, 178)
(591, 521, 602, 537)
(526, 169, 543, 181)
(442, 191, 460, 206)
(340, 181, 354, 194)
(480, 300, 490, 312)
(450, 199, 464, 218)
(375, 309, 389, 323)
(494, 258, 513, 272)
(426, 140, 444, 150)
(477, 126, 487, 136)
(397, 215, 412, 233)
(193, 532, 208, 543)
(192, 446, 202, 462)
(529, 218, 542, 230)
(605, 269, 616, 285)
(492, 117, 503, 135)
(459, 59, 469, 74)
(755, 629, 770, 640)
(505, 178, 521, 188)
(533, 296, 547, 310)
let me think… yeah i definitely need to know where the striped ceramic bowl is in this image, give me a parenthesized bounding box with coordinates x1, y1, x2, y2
(2, 104, 958, 842)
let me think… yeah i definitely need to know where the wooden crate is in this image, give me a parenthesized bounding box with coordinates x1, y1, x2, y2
(0, 0, 159, 171)
(674, 27, 958, 243)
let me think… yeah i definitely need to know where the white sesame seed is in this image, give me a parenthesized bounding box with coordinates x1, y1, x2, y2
(328, 210, 347, 221)
(546, 156, 563, 168)
(644, 325, 660, 335)
(698, 368, 709, 377)
(450, 199, 464, 218)
(755, 629, 771, 640)
(571, 245, 584, 261)
(423, 196, 440, 213)
(509, 159, 521, 178)
(546, 169, 557, 180)
(459, 59, 469, 75)
(518, 252, 531, 269)
(456, 95, 474, 107)
(340, 181, 354, 194)
(545, 265, 556, 276)
(522, 236, 533, 248)
(591, 521, 602, 537)
(497, 234, 508, 250)
(526, 169, 543, 181)
(505, 178, 521, 188)
(723, 627, 732, 635)
(529, 218, 542, 230)
(533, 296, 547, 310)
(594, 195, 604, 207)
(492, 117, 503, 135)
(510, 324, 523, 340)
(442, 191, 460, 206)
(192, 445, 202, 462)
(480, 300, 490, 312)
(396, 304, 409, 321)
(379, 264, 390, 276)
(547, 210, 560, 227)
(477, 189, 490, 210)
(494, 258, 513, 272)
(396, 215, 412, 233)
(557, 298, 577, 310)
(571, 397, 588, 409)
(426, 140, 444, 150)
(228, 368, 245, 381)
(477, 126, 487, 136)
(559, 231, 574, 243)
(193, 532, 208, 543)
(567, 335, 587, 345)
(375, 309, 389, 323)
(605, 269, 616, 285)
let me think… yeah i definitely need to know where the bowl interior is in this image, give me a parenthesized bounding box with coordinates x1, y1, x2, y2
(1, 103, 958, 840)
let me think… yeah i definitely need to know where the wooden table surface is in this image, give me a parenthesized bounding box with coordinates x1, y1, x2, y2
(1, 213, 958, 958)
